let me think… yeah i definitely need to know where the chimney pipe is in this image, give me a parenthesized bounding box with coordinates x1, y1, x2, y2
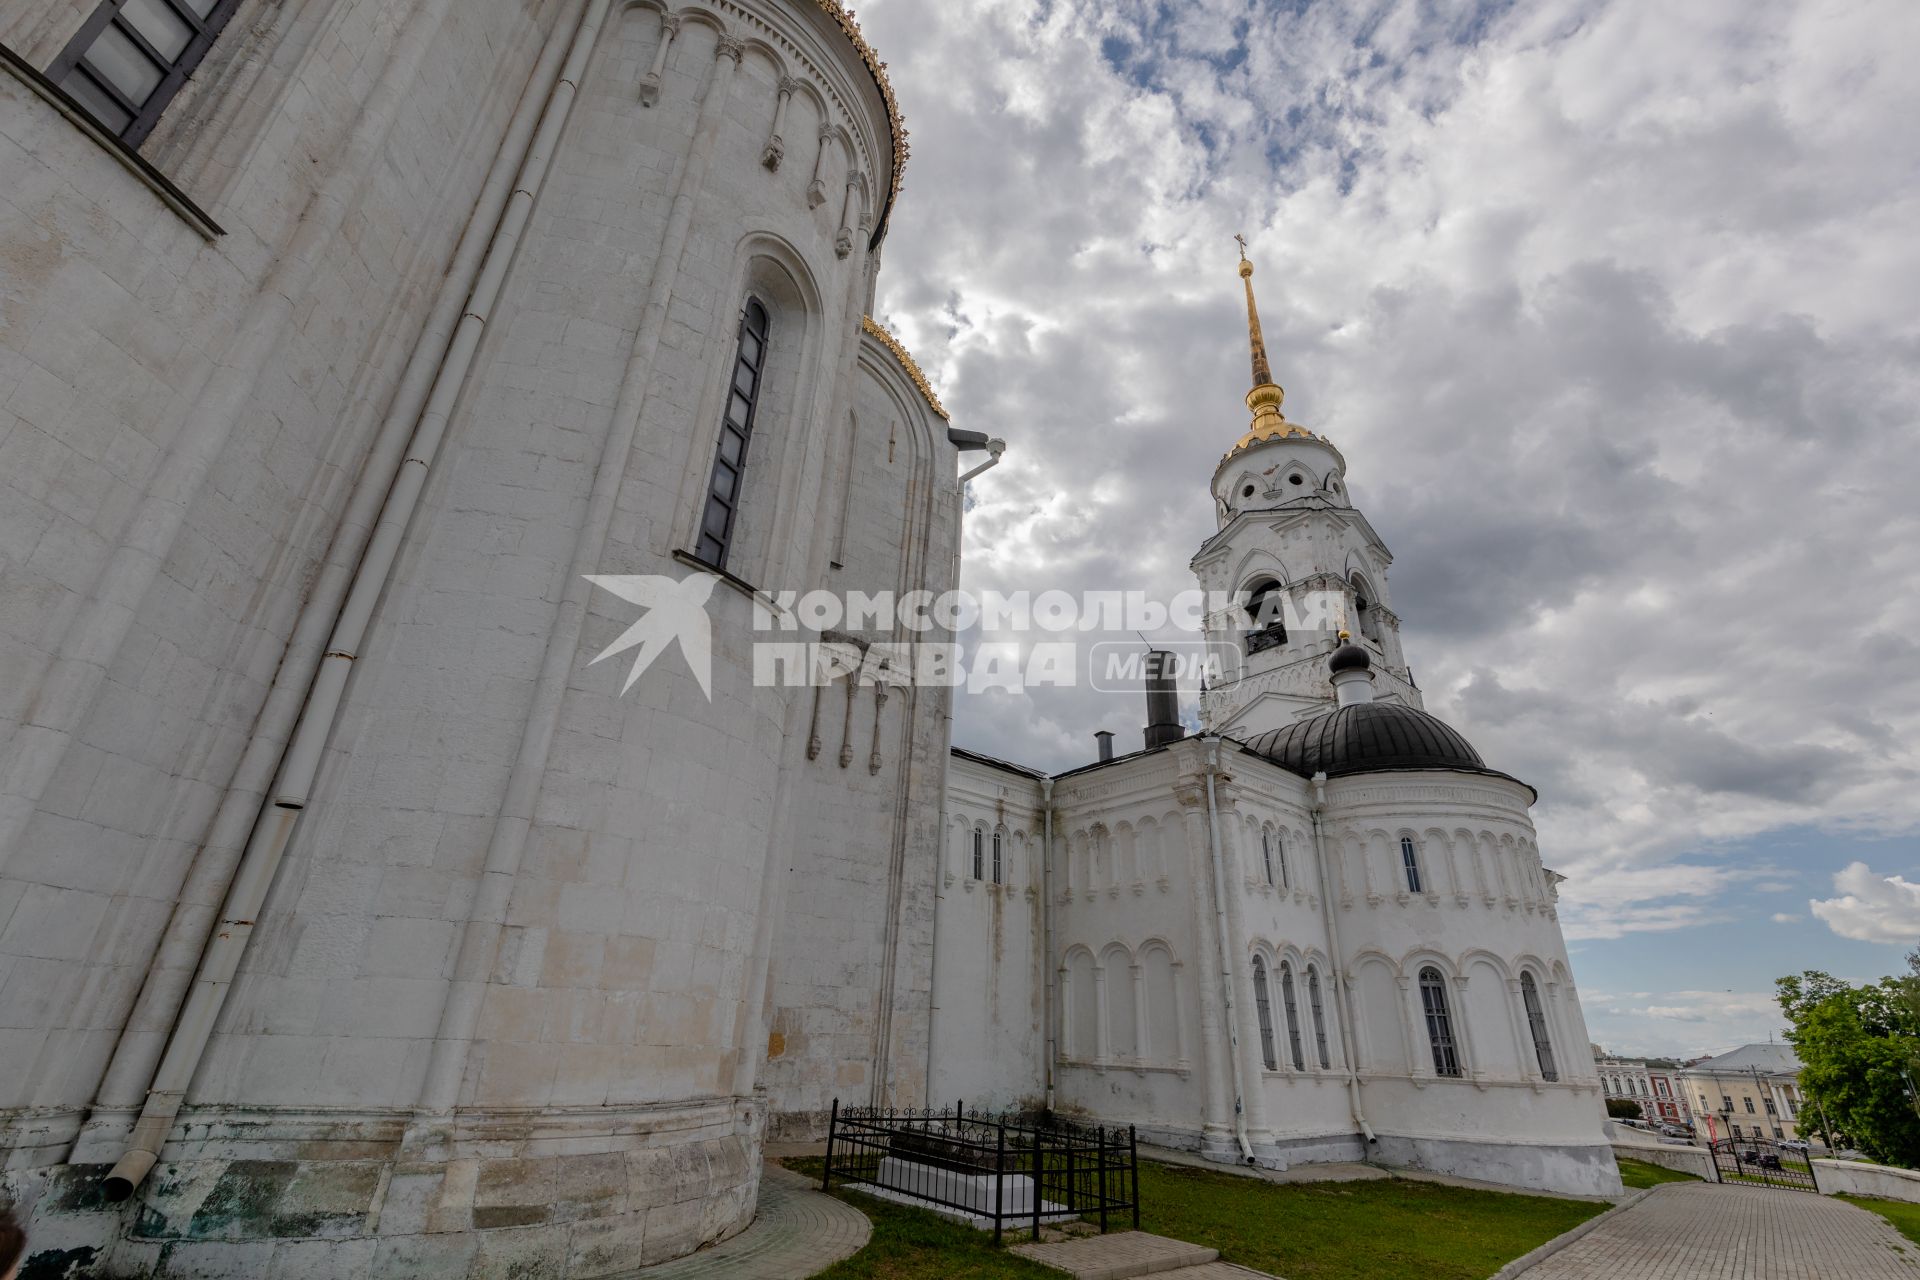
(1143, 650, 1184, 750)
(1095, 730, 1115, 762)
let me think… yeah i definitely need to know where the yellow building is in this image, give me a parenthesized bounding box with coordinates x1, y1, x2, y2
(1677, 1044, 1807, 1143)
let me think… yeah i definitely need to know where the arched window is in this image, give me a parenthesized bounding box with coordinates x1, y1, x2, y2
(1252, 958, 1277, 1071)
(51, 0, 248, 146)
(1400, 837, 1423, 894)
(991, 832, 1003, 885)
(970, 829, 983, 881)
(696, 299, 771, 568)
(1280, 962, 1306, 1071)
(1352, 574, 1384, 643)
(1521, 973, 1558, 1081)
(1520, 982, 1551, 1082)
(1274, 834, 1289, 890)
(1306, 966, 1330, 1068)
(1244, 578, 1287, 652)
(1418, 967, 1462, 1077)
(1261, 830, 1275, 886)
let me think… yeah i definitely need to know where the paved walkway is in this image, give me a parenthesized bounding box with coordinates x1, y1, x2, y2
(1514, 1184, 1920, 1278)
(622, 1162, 870, 1279)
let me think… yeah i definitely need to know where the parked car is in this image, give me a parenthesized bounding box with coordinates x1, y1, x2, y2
(1660, 1125, 1692, 1139)
(1780, 1138, 1811, 1152)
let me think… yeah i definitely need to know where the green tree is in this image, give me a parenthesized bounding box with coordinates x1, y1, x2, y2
(1777, 969, 1920, 1167)
(1605, 1098, 1643, 1121)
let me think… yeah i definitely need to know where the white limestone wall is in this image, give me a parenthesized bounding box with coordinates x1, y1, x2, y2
(1315, 767, 1616, 1194)
(927, 755, 1046, 1113)
(0, 0, 927, 1273)
(1049, 749, 1218, 1141)
(0, 0, 572, 1182)
(761, 342, 963, 1133)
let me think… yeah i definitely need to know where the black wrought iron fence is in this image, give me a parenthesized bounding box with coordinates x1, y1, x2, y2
(821, 1099, 1139, 1243)
(1709, 1138, 1819, 1192)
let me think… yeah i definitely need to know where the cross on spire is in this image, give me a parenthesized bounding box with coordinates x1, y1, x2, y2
(1234, 232, 1250, 261)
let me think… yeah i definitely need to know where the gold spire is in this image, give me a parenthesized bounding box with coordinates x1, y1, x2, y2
(1226, 238, 1314, 459)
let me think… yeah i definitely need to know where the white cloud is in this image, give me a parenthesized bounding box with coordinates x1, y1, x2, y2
(1770, 912, 1802, 925)
(1809, 862, 1920, 944)
(1586, 990, 1786, 1059)
(854, 0, 1920, 937)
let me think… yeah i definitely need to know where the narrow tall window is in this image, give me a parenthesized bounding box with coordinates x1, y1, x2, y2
(1280, 962, 1306, 1071)
(1306, 966, 1331, 1068)
(1261, 831, 1275, 886)
(991, 832, 1003, 885)
(1274, 834, 1288, 889)
(696, 300, 770, 568)
(1251, 958, 1277, 1071)
(970, 829, 983, 881)
(50, 0, 246, 146)
(1520, 972, 1558, 1082)
(1400, 836, 1423, 894)
(1419, 967, 1462, 1077)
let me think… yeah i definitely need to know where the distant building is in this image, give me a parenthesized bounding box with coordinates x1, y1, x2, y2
(1597, 1057, 1689, 1125)
(1677, 1045, 1807, 1142)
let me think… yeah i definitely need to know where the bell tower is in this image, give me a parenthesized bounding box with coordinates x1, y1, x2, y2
(1195, 244, 1421, 737)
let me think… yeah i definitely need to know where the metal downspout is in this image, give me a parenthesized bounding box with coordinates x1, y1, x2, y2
(1041, 776, 1056, 1113)
(1203, 739, 1256, 1164)
(1310, 772, 1376, 1145)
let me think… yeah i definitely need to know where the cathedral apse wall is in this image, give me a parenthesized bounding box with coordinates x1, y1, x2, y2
(0, 0, 947, 1274)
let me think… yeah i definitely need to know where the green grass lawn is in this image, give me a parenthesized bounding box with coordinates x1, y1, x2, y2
(787, 1158, 1603, 1280)
(1840, 1195, 1920, 1248)
(1616, 1157, 1700, 1189)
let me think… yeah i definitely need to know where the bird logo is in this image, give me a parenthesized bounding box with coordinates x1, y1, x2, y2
(583, 571, 720, 699)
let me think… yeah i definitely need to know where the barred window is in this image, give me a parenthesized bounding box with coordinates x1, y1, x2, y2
(1279, 962, 1306, 1071)
(1306, 965, 1330, 1068)
(696, 300, 770, 568)
(50, 0, 245, 146)
(1520, 972, 1558, 1082)
(1274, 834, 1288, 889)
(1418, 967, 1462, 1077)
(970, 829, 983, 881)
(991, 832, 1003, 885)
(1251, 957, 1277, 1071)
(1400, 836, 1423, 894)
(1261, 831, 1275, 886)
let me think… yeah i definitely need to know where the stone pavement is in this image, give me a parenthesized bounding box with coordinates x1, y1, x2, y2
(1512, 1184, 1920, 1278)
(621, 1163, 870, 1279)
(1011, 1230, 1280, 1280)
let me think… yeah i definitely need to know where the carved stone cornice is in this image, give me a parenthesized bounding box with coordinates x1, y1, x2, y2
(812, 1, 908, 236)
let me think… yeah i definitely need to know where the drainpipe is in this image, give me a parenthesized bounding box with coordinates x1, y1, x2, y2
(1202, 739, 1256, 1164)
(1310, 772, 1376, 1146)
(99, 0, 613, 1201)
(1041, 776, 1056, 1113)
(957, 437, 1006, 486)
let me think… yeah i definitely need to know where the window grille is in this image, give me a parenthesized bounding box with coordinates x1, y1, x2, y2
(1306, 966, 1330, 1068)
(1279, 962, 1305, 1071)
(696, 300, 770, 568)
(991, 832, 1003, 885)
(1400, 836, 1423, 893)
(1251, 958, 1277, 1071)
(1261, 831, 1274, 885)
(1418, 967, 1462, 1077)
(970, 829, 983, 881)
(1520, 973, 1558, 1081)
(50, 0, 246, 146)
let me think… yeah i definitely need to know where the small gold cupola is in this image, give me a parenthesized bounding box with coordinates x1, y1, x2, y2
(1226, 238, 1316, 460)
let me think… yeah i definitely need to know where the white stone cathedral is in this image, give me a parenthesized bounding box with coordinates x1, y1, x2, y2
(0, 0, 1611, 1274)
(930, 257, 1620, 1198)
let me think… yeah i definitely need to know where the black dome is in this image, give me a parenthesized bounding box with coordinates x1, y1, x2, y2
(1240, 701, 1501, 781)
(1327, 643, 1372, 674)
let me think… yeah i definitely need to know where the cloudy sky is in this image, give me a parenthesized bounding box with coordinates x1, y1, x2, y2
(852, 0, 1920, 1059)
